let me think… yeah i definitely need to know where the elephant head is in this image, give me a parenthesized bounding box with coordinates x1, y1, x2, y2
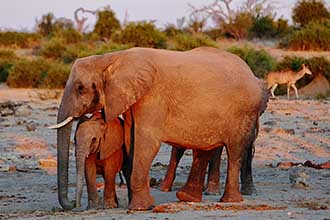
(74, 114, 124, 208)
(50, 49, 155, 210)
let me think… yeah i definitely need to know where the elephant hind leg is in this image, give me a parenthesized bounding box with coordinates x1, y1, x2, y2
(205, 146, 223, 195)
(160, 147, 186, 192)
(176, 148, 217, 202)
(240, 117, 259, 195)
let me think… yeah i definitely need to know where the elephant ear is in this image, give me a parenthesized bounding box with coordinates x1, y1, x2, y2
(75, 121, 105, 155)
(100, 118, 124, 160)
(103, 51, 156, 122)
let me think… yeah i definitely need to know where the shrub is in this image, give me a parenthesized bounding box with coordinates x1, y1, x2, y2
(7, 58, 70, 88)
(41, 62, 71, 88)
(227, 46, 275, 78)
(37, 12, 56, 37)
(55, 28, 83, 44)
(0, 50, 17, 82)
(222, 12, 253, 40)
(250, 14, 275, 38)
(113, 22, 167, 48)
(281, 19, 330, 50)
(292, 0, 330, 27)
(171, 33, 217, 51)
(163, 25, 184, 37)
(0, 32, 41, 48)
(39, 38, 67, 60)
(7, 58, 51, 88)
(93, 8, 121, 40)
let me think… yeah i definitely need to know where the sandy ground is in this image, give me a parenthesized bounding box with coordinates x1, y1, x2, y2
(0, 85, 329, 220)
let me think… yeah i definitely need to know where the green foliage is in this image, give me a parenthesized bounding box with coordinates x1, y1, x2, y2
(250, 15, 275, 38)
(39, 38, 67, 60)
(223, 12, 253, 40)
(292, 0, 330, 27)
(170, 33, 217, 51)
(281, 19, 330, 50)
(0, 50, 17, 82)
(41, 62, 71, 88)
(7, 58, 70, 88)
(113, 22, 167, 48)
(93, 8, 121, 40)
(0, 32, 41, 48)
(227, 46, 275, 78)
(37, 12, 56, 37)
(163, 25, 184, 37)
(55, 28, 83, 44)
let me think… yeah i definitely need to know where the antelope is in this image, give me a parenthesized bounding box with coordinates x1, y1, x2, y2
(267, 64, 313, 100)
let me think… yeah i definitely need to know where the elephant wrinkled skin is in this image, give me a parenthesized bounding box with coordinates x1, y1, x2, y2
(54, 47, 268, 210)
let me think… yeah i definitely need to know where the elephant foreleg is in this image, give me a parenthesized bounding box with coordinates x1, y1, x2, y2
(85, 154, 100, 209)
(129, 132, 161, 210)
(176, 148, 217, 202)
(160, 147, 186, 192)
(205, 146, 223, 195)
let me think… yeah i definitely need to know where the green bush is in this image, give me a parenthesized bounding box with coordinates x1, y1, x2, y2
(93, 8, 121, 40)
(227, 46, 275, 78)
(250, 15, 276, 38)
(55, 28, 83, 44)
(292, 0, 330, 27)
(0, 50, 17, 82)
(170, 33, 217, 51)
(7, 58, 70, 88)
(113, 22, 167, 48)
(41, 62, 71, 88)
(163, 25, 184, 37)
(7, 58, 50, 88)
(0, 32, 41, 48)
(39, 38, 67, 60)
(281, 19, 330, 50)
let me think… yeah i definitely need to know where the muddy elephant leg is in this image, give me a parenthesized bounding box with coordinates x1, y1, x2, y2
(85, 154, 100, 209)
(240, 120, 258, 195)
(176, 148, 217, 202)
(205, 146, 223, 195)
(220, 143, 244, 203)
(160, 147, 186, 192)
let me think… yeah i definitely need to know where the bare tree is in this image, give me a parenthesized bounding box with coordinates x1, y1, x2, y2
(74, 7, 96, 34)
(189, 0, 276, 26)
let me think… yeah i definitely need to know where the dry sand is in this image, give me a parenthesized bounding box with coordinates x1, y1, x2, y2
(0, 85, 329, 219)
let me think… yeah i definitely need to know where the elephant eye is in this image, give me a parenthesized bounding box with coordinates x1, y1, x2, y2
(77, 84, 85, 94)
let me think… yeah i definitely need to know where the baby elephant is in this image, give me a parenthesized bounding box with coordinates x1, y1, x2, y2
(74, 113, 124, 209)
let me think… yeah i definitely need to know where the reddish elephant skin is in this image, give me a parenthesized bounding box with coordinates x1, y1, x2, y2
(74, 114, 123, 209)
(52, 47, 269, 210)
(160, 143, 256, 197)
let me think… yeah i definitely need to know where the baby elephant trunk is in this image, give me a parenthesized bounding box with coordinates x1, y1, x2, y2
(75, 153, 86, 208)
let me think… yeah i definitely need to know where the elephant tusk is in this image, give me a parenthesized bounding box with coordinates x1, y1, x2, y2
(48, 116, 74, 129)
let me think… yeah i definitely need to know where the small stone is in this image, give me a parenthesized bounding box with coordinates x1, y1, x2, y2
(26, 123, 37, 132)
(289, 166, 310, 189)
(9, 166, 17, 172)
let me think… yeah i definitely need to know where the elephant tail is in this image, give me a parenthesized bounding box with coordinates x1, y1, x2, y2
(258, 79, 269, 116)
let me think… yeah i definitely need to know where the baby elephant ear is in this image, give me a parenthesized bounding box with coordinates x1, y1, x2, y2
(100, 118, 124, 160)
(103, 52, 156, 122)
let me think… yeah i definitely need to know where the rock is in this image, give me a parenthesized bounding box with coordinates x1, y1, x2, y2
(263, 120, 276, 126)
(8, 166, 17, 172)
(150, 177, 161, 187)
(26, 123, 37, 132)
(15, 105, 32, 116)
(289, 166, 310, 189)
(14, 136, 51, 159)
(0, 101, 22, 116)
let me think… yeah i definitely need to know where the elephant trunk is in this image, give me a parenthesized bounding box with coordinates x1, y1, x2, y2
(75, 152, 86, 208)
(57, 100, 75, 210)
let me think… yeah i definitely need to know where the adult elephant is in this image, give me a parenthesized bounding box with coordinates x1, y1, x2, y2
(51, 47, 268, 211)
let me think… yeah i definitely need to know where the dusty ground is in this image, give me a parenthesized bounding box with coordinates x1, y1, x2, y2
(0, 84, 329, 220)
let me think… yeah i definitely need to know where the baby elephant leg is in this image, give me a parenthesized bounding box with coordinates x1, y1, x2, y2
(205, 146, 223, 195)
(85, 154, 100, 209)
